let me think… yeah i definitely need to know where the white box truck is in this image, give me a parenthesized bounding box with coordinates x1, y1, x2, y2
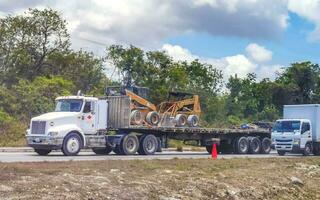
(272, 104, 320, 156)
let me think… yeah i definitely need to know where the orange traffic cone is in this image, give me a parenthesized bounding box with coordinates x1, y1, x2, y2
(211, 143, 218, 159)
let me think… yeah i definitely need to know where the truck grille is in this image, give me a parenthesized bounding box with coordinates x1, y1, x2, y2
(31, 121, 46, 135)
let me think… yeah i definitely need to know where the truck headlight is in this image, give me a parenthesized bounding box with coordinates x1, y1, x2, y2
(48, 131, 58, 137)
(293, 139, 300, 144)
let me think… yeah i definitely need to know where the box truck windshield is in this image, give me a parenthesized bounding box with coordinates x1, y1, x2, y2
(55, 99, 83, 112)
(273, 120, 300, 132)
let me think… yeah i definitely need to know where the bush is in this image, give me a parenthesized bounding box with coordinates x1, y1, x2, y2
(0, 111, 26, 146)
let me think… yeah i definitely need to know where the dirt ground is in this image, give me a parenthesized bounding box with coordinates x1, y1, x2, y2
(0, 157, 320, 200)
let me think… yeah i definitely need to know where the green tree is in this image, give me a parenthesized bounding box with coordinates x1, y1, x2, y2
(0, 8, 69, 85)
(276, 61, 320, 103)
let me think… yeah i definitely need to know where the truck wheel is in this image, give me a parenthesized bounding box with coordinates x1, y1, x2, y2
(62, 133, 82, 156)
(146, 111, 160, 126)
(313, 143, 320, 155)
(303, 143, 313, 156)
(187, 115, 199, 127)
(138, 134, 158, 155)
(260, 137, 272, 154)
(277, 150, 286, 156)
(235, 137, 249, 154)
(119, 134, 139, 155)
(156, 137, 162, 152)
(92, 146, 112, 155)
(175, 114, 187, 127)
(130, 110, 142, 125)
(34, 149, 51, 156)
(205, 145, 212, 154)
(249, 137, 261, 154)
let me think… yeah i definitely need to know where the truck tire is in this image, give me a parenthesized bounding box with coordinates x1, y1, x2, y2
(277, 150, 286, 156)
(146, 111, 160, 126)
(118, 134, 139, 155)
(260, 137, 272, 154)
(175, 114, 187, 127)
(62, 133, 82, 156)
(206, 145, 212, 154)
(92, 146, 112, 155)
(130, 110, 143, 125)
(138, 134, 158, 155)
(235, 137, 249, 154)
(156, 137, 162, 152)
(187, 115, 199, 127)
(34, 149, 51, 156)
(313, 143, 320, 155)
(303, 142, 312, 156)
(249, 137, 261, 154)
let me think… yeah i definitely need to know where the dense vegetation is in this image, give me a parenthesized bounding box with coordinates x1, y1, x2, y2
(1, 9, 320, 146)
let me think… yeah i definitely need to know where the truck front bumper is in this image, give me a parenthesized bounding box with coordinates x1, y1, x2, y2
(274, 140, 301, 153)
(26, 135, 64, 150)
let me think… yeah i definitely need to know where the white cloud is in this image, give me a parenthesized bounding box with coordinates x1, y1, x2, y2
(223, 54, 257, 78)
(245, 43, 273, 63)
(288, 0, 320, 41)
(162, 43, 282, 82)
(161, 44, 198, 62)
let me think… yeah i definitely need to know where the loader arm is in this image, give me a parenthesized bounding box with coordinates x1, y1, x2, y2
(125, 89, 157, 111)
(175, 95, 201, 116)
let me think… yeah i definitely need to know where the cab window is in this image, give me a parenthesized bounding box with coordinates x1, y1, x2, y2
(83, 102, 91, 113)
(301, 122, 310, 133)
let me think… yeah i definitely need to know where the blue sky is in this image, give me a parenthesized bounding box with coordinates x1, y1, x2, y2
(1, 0, 320, 80)
(166, 12, 320, 66)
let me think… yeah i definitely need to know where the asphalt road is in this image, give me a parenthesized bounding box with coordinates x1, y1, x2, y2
(0, 150, 304, 163)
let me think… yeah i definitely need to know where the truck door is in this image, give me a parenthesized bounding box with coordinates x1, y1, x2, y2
(81, 101, 96, 134)
(300, 122, 311, 148)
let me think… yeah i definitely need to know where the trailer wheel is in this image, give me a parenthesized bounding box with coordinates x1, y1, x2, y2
(249, 137, 261, 154)
(62, 132, 82, 156)
(235, 137, 249, 154)
(130, 110, 143, 125)
(187, 115, 199, 127)
(138, 134, 158, 155)
(260, 137, 272, 154)
(156, 137, 162, 152)
(92, 146, 112, 155)
(34, 149, 51, 156)
(118, 134, 139, 155)
(146, 111, 160, 126)
(303, 142, 313, 156)
(205, 145, 213, 154)
(175, 114, 187, 127)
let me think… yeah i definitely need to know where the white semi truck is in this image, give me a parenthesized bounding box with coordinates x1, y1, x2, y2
(272, 104, 320, 156)
(26, 94, 271, 156)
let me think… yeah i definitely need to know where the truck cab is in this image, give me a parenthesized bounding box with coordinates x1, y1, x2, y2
(26, 95, 110, 156)
(272, 119, 312, 155)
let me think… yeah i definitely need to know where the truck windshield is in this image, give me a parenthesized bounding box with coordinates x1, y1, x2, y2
(55, 99, 83, 112)
(272, 121, 300, 132)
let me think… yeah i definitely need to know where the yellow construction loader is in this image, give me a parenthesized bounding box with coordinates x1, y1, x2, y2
(157, 92, 201, 127)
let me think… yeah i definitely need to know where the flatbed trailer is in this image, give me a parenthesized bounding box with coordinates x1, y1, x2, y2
(106, 126, 271, 155)
(26, 95, 272, 156)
